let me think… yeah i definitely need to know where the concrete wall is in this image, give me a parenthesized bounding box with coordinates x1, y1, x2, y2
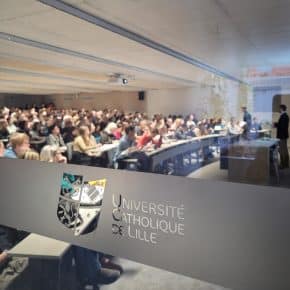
(0, 94, 46, 108)
(282, 94, 290, 112)
(45, 91, 144, 112)
(0, 83, 253, 123)
(0, 94, 5, 107)
(145, 81, 252, 120)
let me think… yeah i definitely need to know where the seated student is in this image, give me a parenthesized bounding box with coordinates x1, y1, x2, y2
(135, 119, 148, 136)
(39, 117, 49, 137)
(24, 150, 40, 161)
(186, 114, 196, 128)
(137, 126, 152, 149)
(4, 133, 30, 159)
(40, 145, 55, 162)
(92, 122, 102, 144)
(73, 125, 101, 165)
(198, 122, 209, 136)
(113, 123, 123, 140)
(99, 122, 113, 144)
(7, 117, 18, 135)
(227, 117, 242, 135)
(151, 114, 165, 131)
(53, 148, 67, 163)
(251, 117, 262, 131)
(104, 122, 118, 141)
(175, 124, 187, 140)
(73, 125, 100, 154)
(0, 119, 9, 140)
(114, 126, 150, 172)
(186, 124, 197, 138)
(61, 119, 77, 144)
(0, 140, 4, 157)
(47, 124, 66, 148)
(40, 145, 67, 163)
(151, 128, 162, 148)
(17, 119, 30, 135)
(29, 121, 42, 140)
(114, 126, 136, 159)
(239, 121, 248, 140)
(193, 124, 201, 137)
(170, 118, 183, 132)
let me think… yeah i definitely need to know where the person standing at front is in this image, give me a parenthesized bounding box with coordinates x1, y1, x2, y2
(274, 104, 289, 169)
(241, 106, 252, 139)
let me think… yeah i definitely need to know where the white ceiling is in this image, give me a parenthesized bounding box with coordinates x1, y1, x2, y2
(62, 0, 290, 67)
(0, 0, 290, 95)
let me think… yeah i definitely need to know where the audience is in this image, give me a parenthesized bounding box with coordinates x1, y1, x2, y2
(0, 103, 267, 289)
(0, 104, 263, 167)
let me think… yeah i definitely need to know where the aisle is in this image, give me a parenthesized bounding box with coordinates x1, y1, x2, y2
(187, 159, 290, 188)
(187, 161, 227, 181)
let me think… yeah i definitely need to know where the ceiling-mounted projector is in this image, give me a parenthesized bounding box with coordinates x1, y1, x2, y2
(108, 73, 129, 85)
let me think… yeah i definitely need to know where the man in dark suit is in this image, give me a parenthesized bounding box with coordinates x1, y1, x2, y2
(241, 106, 252, 139)
(275, 104, 289, 169)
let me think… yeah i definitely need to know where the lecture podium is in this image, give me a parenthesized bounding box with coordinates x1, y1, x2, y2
(228, 139, 279, 185)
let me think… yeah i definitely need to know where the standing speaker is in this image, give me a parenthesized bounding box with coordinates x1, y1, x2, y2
(138, 91, 145, 101)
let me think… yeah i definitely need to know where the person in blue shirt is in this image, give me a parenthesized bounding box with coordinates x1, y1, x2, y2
(114, 125, 136, 161)
(114, 125, 150, 172)
(4, 133, 30, 159)
(251, 117, 262, 131)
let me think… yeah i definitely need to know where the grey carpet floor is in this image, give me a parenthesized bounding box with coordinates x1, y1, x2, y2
(187, 161, 228, 181)
(188, 160, 290, 188)
(101, 258, 228, 290)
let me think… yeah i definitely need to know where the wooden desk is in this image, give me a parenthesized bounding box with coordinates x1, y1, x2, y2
(228, 139, 279, 185)
(144, 134, 223, 173)
(88, 143, 118, 167)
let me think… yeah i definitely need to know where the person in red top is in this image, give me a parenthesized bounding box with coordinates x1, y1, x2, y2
(151, 128, 162, 148)
(113, 123, 123, 140)
(137, 126, 152, 149)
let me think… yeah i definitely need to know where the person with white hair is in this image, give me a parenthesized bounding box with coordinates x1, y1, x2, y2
(40, 145, 55, 162)
(40, 145, 67, 163)
(227, 117, 242, 135)
(104, 122, 117, 136)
